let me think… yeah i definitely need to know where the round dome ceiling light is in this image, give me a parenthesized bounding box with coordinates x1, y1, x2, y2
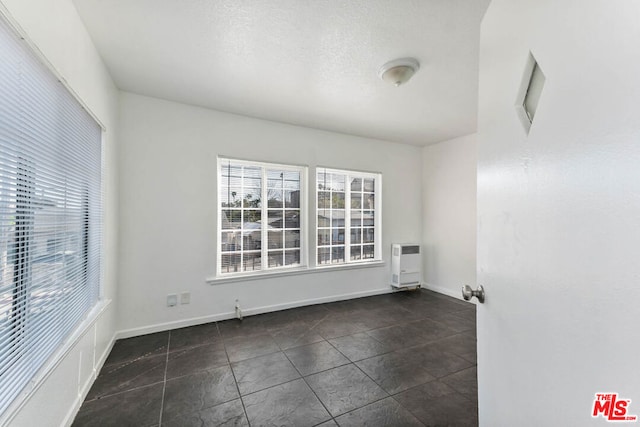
(378, 58, 420, 87)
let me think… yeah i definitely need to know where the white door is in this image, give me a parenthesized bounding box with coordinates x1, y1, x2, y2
(477, 1, 640, 426)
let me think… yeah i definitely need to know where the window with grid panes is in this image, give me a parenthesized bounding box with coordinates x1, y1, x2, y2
(218, 159, 305, 275)
(316, 168, 381, 265)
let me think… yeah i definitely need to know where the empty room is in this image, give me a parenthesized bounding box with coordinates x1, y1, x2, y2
(1, 1, 639, 426)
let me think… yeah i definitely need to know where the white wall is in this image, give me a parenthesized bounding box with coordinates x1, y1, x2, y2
(0, 1, 119, 426)
(477, 1, 640, 425)
(117, 92, 423, 335)
(422, 134, 477, 299)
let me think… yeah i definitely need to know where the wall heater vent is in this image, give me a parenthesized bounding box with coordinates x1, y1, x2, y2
(391, 244, 421, 290)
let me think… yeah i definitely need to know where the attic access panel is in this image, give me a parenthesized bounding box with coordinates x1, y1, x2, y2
(516, 53, 546, 133)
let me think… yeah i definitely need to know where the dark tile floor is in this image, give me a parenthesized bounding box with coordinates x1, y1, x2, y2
(73, 289, 477, 427)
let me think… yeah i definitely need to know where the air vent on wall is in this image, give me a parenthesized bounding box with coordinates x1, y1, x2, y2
(515, 53, 546, 133)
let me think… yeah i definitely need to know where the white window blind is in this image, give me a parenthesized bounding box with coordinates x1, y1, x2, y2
(316, 168, 381, 265)
(0, 14, 102, 416)
(218, 158, 305, 275)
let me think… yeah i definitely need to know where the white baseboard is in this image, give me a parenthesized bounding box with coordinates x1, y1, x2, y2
(116, 287, 393, 340)
(422, 282, 466, 301)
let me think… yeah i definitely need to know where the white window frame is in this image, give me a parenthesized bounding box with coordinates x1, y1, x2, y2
(216, 157, 308, 277)
(315, 167, 382, 267)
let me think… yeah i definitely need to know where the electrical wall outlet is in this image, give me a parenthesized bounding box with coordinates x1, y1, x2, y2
(167, 294, 178, 307)
(180, 292, 191, 305)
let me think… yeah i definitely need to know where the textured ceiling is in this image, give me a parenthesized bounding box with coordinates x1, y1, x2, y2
(74, 0, 490, 146)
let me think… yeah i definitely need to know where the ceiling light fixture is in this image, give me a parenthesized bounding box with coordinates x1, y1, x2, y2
(378, 58, 420, 87)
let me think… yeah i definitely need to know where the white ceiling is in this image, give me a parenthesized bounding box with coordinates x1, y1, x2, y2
(73, 0, 490, 146)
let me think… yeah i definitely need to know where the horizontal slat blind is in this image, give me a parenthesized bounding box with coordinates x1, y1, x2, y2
(0, 14, 102, 416)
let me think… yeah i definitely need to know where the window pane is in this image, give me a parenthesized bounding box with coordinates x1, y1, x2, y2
(285, 250, 300, 266)
(221, 254, 241, 273)
(243, 230, 261, 250)
(268, 250, 284, 268)
(220, 187, 242, 208)
(285, 190, 300, 208)
(317, 209, 331, 227)
(350, 211, 361, 227)
(221, 232, 241, 252)
(332, 228, 345, 245)
(318, 191, 330, 209)
(267, 179, 282, 189)
(362, 211, 374, 226)
(244, 252, 262, 272)
(330, 174, 345, 191)
(267, 169, 283, 183)
(221, 164, 242, 186)
(317, 172, 329, 190)
(332, 247, 345, 263)
(363, 193, 375, 210)
(332, 192, 345, 209)
(350, 245, 362, 261)
(363, 245, 375, 259)
(285, 230, 300, 248)
(363, 178, 375, 192)
(267, 189, 283, 208)
(331, 210, 344, 227)
(351, 193, 361, 209)
(284, 173, 300, 190)
(317, 248, 330, 265)
(350, 177, 362, 191)
(221, 210, 241, 229)
(243, 209, 261, 225)
(350, 228, 362, 244)
(243, 166, 261, 184)
(242, 189, 261, 208)
(283, 170, 300, 182)
(318, 228, 331, 246)
(267, 209, 283, 228)
(268, 230, 283, 249)
(363, 227, 375, 243)
(284, 210, 299, 228)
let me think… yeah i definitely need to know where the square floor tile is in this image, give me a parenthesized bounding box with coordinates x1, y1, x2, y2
(162, 398, 249, 427)
(269, 323, 325, 350)
(329, 333, 392, 362)
(310, 316, 369, 339)
(168, 322, 221, 352)
(427, 312, 476, 333)
(356, 351, 435, 395)
(86, 353, 166, 400)
(224, 332, 280, 362)
(284, 341, 350, 376)
(430, 332, 477, 363)
(410, 346, 474, 379)
(394, 380, 477, 426)
(242, 379, 330, 427)
(232, 351, 300, 395)
(166, 342, 228, 380)
(365, 324, 428, 351)
(73, 383, 163, 427)
(104, 332, 169, 366)
(441, 366, 478, 400)
(334, 397, 423, 427)
(163, 365, 239, 419)
(306, 364, 387, 416)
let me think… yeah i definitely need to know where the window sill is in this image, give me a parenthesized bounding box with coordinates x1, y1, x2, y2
(207, 260, 385, 285)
